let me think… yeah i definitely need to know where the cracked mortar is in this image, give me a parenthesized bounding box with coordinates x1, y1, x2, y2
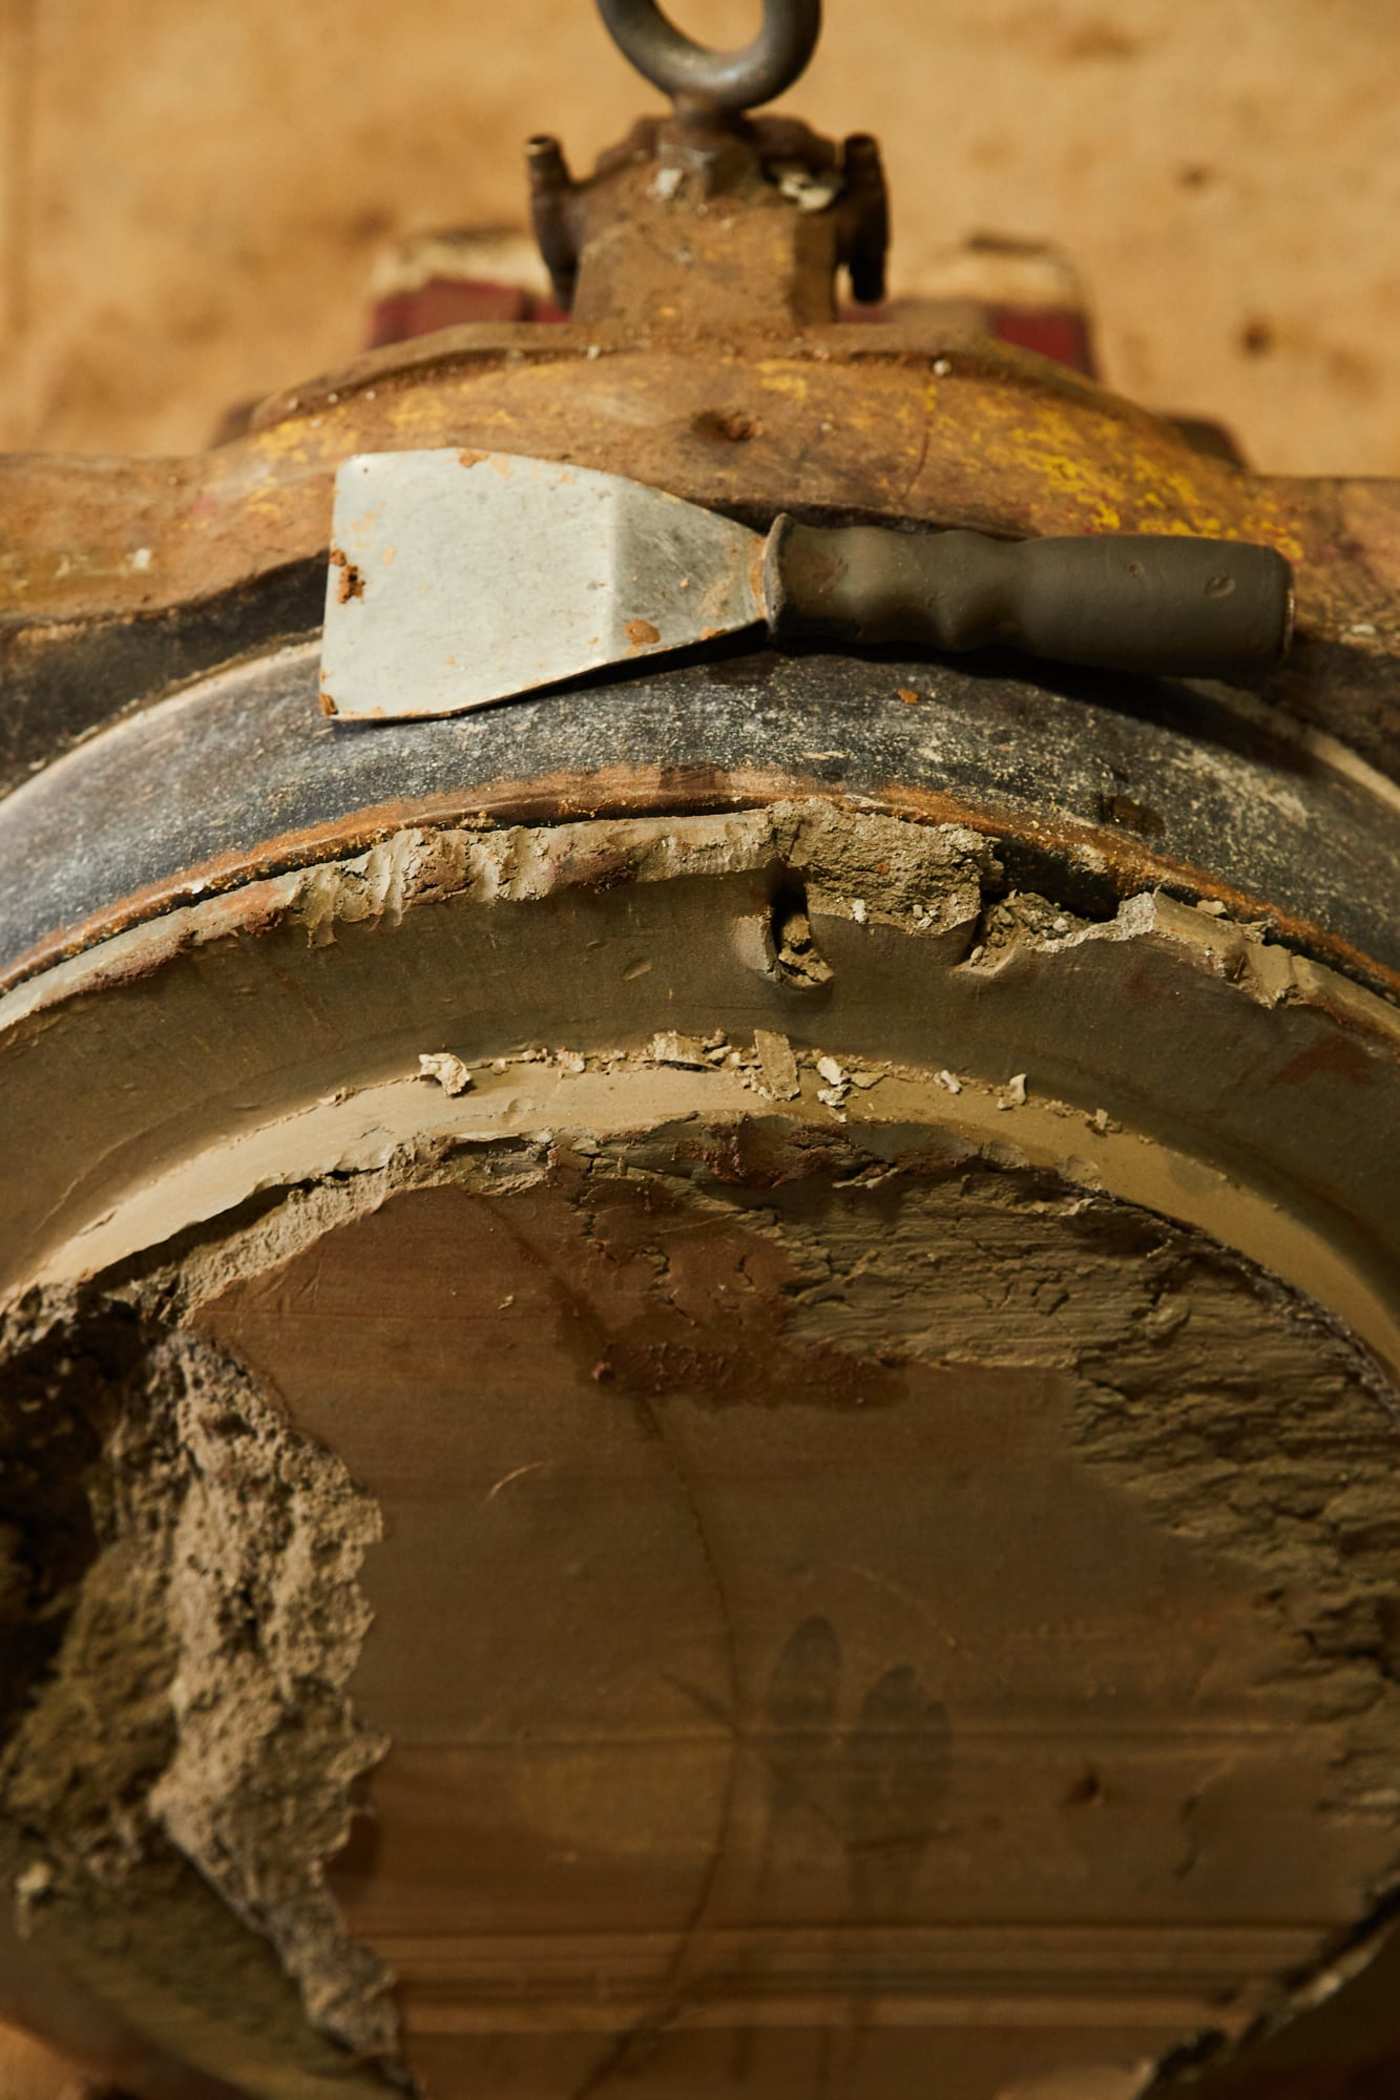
(0, 1291, 402, 2091)
(280, 797, 999, 955)
(586, 1139, 1400, 2072)
(164, 1125, 1400, 2091)
(2, 794, 1399, 2095)
(27, 1108, 1387, 2088)
(769, 1156, 1400, 1838)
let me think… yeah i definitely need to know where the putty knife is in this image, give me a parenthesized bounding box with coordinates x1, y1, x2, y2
(319, 449, 1294, 720)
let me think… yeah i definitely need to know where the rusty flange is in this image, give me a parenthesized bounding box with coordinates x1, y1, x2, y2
(2, 326, 1397, 801)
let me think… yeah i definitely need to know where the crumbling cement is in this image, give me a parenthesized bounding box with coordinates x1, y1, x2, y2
(3, 792, 1399, 2093)
(282, 799, 1000, 953)
(0, 1291, 401, 2088)
(768, 1156, 1400, 1826)
(5, 1110, 1400, 2093)
(165, 1123, 1400, 2088)
(9, 797, 1398, 1331)
(582, 1131, 1400, 2066)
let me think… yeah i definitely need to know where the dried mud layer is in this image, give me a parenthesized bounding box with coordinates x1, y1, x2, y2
(3, 1135, 1400, 2100)
(1, 797, 1399, 2098)
(0, 1297, 403, 2100)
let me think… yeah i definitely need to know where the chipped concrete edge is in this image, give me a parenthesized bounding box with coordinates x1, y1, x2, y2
(2, 799, 1396, 1046)
(86, 1117, 1400, 2097)
(0, 1294, 408, 2095)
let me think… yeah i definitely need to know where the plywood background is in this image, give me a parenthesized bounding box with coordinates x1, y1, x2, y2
(0, 0, 1397, 473)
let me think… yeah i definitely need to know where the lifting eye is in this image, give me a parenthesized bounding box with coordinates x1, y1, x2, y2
(595, 0, 822, 114)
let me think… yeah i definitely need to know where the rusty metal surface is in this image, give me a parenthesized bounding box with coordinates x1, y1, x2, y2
(527, 9, 887, 327)
(530, 112, 888, 329)
(2, 329, 1397, 792)
(0, 0, 1392, 1159)
(3, 637, 1397, 1000)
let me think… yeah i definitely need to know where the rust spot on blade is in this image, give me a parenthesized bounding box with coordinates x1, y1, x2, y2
(328, 547, 366, 604)
(318, 689, 338, 717)
(626, 618, 661, 649)
(458, 450, 487, 468)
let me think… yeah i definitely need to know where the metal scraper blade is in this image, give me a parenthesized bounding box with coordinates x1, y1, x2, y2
(319, 449, 765, 720)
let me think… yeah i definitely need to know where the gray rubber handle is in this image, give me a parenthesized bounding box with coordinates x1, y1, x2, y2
(763, 518, 1295, 679)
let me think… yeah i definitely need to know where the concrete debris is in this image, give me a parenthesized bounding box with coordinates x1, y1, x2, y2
(814, 1053, 853, 1114)
(772, 902, 834, 987)
(754, 1030, 801, 1101)
(981, 893, 1090, 958)
(774, 800, 998, 937)
(649, 1030, 710, 1068)
(416, 1052, 473, 1096)
(6, 765, 1400, 2095)
(850, 898, 869, 924)
(0, 1297, 398, 2073)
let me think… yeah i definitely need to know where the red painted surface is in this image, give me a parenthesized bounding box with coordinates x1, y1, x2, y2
(368, 282, 1099, 378)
